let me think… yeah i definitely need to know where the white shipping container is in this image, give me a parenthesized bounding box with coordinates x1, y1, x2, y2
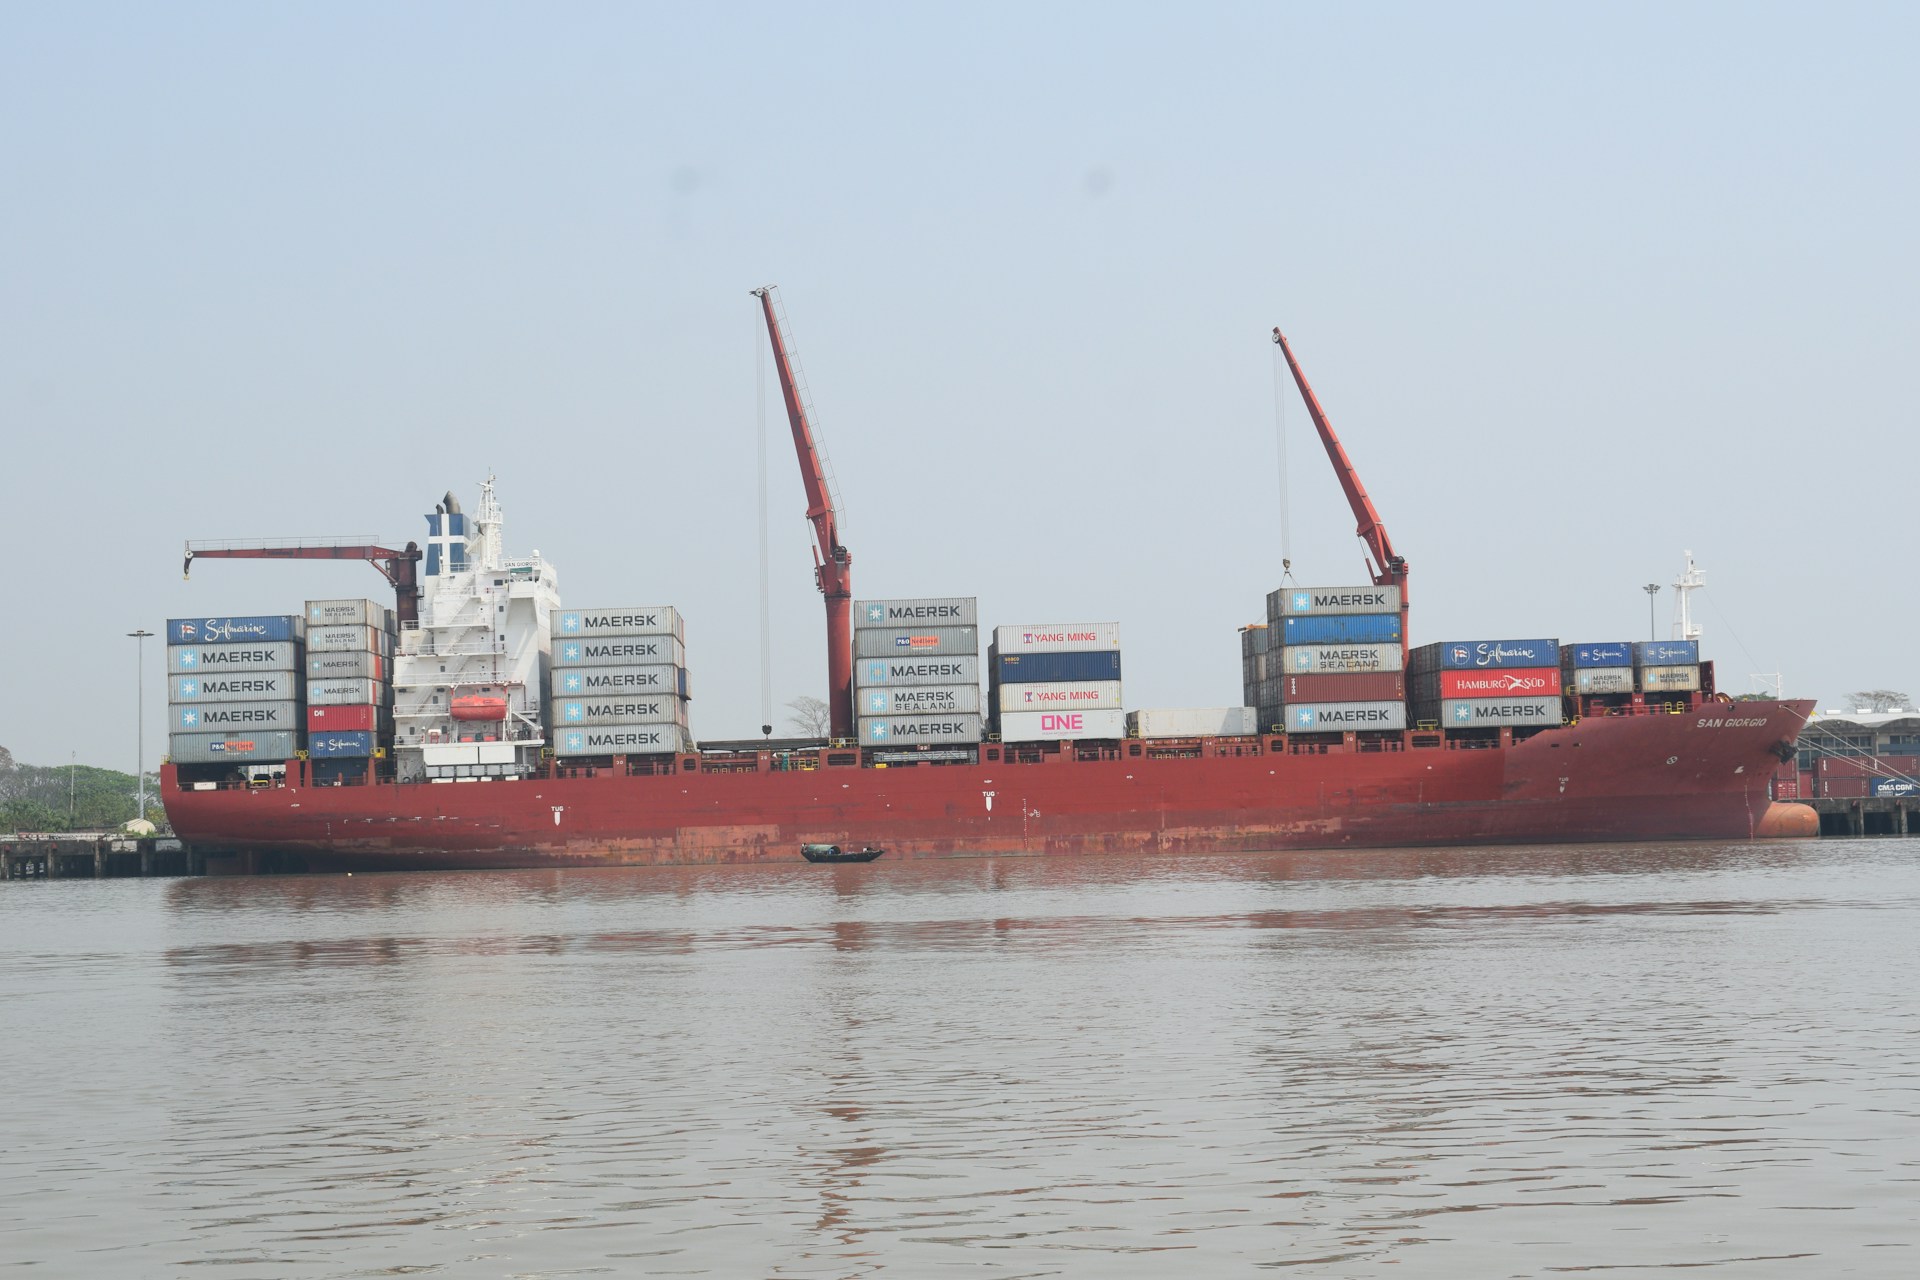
(555, 695, 689, 726)
(1434, 696, 1563, 728)
(174, 700, 300, 732)
(307, 650, 386, 681)
(308, 678, 389, 707)
(167, 641, 301, 674)
(1283, 643, 1404, 674)
(1572, 667, 1635, 695)
(992, 623, 1121, 655)
(1269, 584, 1403, 618)
(308, 624, 394, 655)
(1127, 707, 1261, 738)
(856, 597, 978, 628)
(856, 654, 981, 687)
(859, 714, 985, 745)
(553, 607, 686, 641)
(551, 664, 688, 697)
(992, 680, 1123, 712)
(854, 626, 979, 658)
(554, 724, 692, 756)
(1638, 664, 1703, 692)
(306, 599, 394, 631)
(550, 635, 688, 668)
(170, 671, 300, 704)
(997, 708, 1128, 742)
(861, 684, 982, 716)
(1284, 702, 1407, 732)
(168, 730, 301, 764)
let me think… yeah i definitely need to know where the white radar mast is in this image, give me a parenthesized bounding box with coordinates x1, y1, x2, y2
(1671, 550, 1704, 642)
(470, 473, 504, 572)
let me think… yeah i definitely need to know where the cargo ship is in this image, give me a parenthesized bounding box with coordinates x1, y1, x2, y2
(160, 297, 1818, 871)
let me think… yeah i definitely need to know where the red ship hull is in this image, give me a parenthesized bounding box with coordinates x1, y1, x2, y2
(160, 701, 1817, 872)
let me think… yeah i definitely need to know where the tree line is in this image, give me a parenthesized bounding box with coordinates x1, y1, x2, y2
(0, 745, 161, 833)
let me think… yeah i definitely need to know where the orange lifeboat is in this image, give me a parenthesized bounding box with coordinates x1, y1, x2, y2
(450, 695, 508, 722)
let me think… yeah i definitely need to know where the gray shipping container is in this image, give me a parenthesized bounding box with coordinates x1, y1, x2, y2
(308, 678, 390, 707)
(855, 654, 981, 687)
(552, 664, 689, 698)
(307, 624, 395, 655)
(550, 635, 688, 668)
(1638, 664, 1703, 693)
(555, 695, 689, 727)
(1283, 702, 1408, 732)
(553, 607, 687, 641)
(858, 714, 984, 745)
(854, 626, 979, 658)
(860, 684, 982, 716)
(1282, 644, 1404, 674)
(170, 671, 300, 704)
(1127, 707, 1261, 738)
(168, 730, 302, 764)
(175, 701, 300, 732)
(306, 599, 394, 631)
(307, 650, 387, 681)
(1572, 667, 1635, 695)
(1268, 584, 1403, 619)
(855, 597, 978, 628)
(554, 724, 692, 756)
(167, 641, 301, 674)
(1431, 696, 1563, 728)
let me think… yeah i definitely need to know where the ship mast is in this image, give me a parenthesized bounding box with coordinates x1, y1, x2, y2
(752, 286, 854, 739)
(1672, 550, 1704, 642)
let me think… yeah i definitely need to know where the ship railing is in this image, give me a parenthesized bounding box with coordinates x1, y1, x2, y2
(399, 640, 508, 658)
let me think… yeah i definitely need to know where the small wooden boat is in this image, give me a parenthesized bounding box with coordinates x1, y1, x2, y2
(800, 843, 885, 864)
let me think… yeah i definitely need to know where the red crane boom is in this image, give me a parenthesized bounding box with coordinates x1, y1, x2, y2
(753, 287, 854, 739)
(1271, 328, 1407, 594)
(182, 539, 424, 626)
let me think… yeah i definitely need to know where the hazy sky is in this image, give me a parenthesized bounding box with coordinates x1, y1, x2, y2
(3, 3, 1915, 772)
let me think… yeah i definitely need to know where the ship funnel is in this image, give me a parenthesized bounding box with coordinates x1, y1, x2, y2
(443, 491, 463, 515)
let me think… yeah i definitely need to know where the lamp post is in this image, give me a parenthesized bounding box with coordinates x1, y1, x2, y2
(1642, 585, 1661, 642)
(128, 629, 153, 823)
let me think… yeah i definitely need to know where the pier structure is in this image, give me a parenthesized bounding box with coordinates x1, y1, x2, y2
(0, 835, 202, 879)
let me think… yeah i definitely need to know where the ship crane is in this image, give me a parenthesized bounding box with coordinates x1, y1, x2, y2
(182, 539, 425, 626)
(753, 286, 854, 739)
(1272, 329, 1409, 606)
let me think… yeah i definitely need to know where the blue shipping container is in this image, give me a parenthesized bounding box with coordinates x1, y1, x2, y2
(994, 650, 1123, 684)
(1279, 614, 1403, 646)
(1562, 641, 1635, 669)
(1874, 779, 1917, 797)
(1415, 638, 1560, 670)
(167, 615, 305, 645)
(307, 731, 376, 759)
(1636, 639, 1700, 666)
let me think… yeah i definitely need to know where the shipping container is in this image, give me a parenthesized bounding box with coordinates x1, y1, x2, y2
(1409, 638, 1559, 671)
(1284, 702, 1408, 732)
(992, 623, 1121, 655)
(1280, 672, 1407, 703)
(1279, 614, 1403, 646)
(174, 701, 300, 731)
(1572, 667, 1635, 695)
(1428, 696, 1564, 728)
(1815, 754, 1920, 778)
(859, 714, 986, 745)
(856, 597, 978, 628)
(1127, 707, 1260, 738)
(993, 680, 1123, 712)
(167, 730, 302, 764)
(308, 678, 391, 707)
(307, 731, 377, 759)
(1637, 665, 1703, 693)
(305, 599, 394, 631)
(551, 664, 690, 699)
(996, 709, 1127, 742)
(993, 649, 1122, 684)
(307, 624, 395, 655)
(861, 684, 983, 716)
(1818, 777, 1870, 799)
(853, 626, 979, 658)
(1281, 643, 1404, 674)
(553, 607, 687, 642)
(554, 725, 692, 756)
(167, 640, 301, 674)
(307, 704, 391, 733)
(1635, 639, 1700, 666)
(550, 635, 688, 668)
(1874, 779, 1919, 797)
(306, 650, 387, 682)
(556, 696, 690, 726)
(1562, 641, 1635, 669)
(167, 615, 305, 646)
(1268, 584, 1403, 618)
(1420, 668, 1563, 699)
(856, 655, 982, 687)
(1240, 624, 1273, 658)
(170, 671, 300, 704)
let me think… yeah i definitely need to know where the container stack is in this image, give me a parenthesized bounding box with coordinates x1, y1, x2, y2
(990, 623, 1123, 742)
(855, 598, 982, 747)
(1409, 639, 1563, 730)
(550, 607, 692, 757)
(1560, 641, 1636, 698)
(1266, 585, 1406, 732)
(165, 615, 307, 767)
(1635, 640, 1702, 695)
(303, 599, 397, 771)
(1240, 624, 1276, 728)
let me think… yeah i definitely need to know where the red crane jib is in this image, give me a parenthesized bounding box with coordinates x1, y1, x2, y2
(183, 542, 424, 626)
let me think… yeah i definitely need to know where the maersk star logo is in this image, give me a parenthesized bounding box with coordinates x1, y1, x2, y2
(1292, 651, 1311, 670)
(1295, 707, 1315, 727)
(565, 731, 584, 751)
(564, 702, 585, 722)
(560, 613, 581, 633)
(178, 679, 198, 698)
(868, 722, 889, 741)
(180, 709, 199, 728)
(562, 643, 581, 662)
(867, 661, 885, 682)
(867, 692, 887, 712)
(1291, 591, 1311, 612)
(562, 673, 582, 692)
(1453, 704, 1473, 723)
(179, 651, 197, 668)
(866, 604, 885, 623)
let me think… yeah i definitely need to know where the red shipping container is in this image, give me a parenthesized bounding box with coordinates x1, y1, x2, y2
(1818, 777, 1870, 799)
(1816, 755, 1918, 779)
(1281, 672, 1406, 703)
(1438, 667, 1561, 698)
(309, 704, 379, 732)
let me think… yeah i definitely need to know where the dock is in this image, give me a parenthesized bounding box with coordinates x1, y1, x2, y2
(1807, 797, 1920, 837)
(1, 835, 203, 880)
